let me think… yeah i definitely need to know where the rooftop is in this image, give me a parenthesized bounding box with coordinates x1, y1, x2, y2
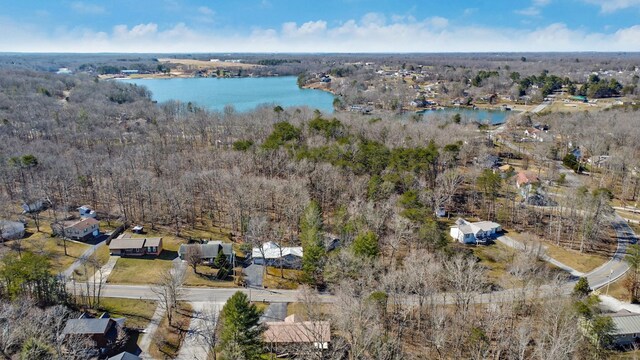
(264, 314, 331, 345)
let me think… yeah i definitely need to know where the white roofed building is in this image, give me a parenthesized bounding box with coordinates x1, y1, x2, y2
(252, 241, 303, 269)
(450, 218, 502, 245)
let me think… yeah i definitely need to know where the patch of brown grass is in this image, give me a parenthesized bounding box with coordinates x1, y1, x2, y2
(149, 302, 193, 359)
(263, 267, 301, 290)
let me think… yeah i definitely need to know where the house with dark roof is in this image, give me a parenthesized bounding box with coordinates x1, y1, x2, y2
(109, 351, 141, 360)
(109, 234, 163, 256)
(61, 312, 125, 350)
(178, 240, 234, 264)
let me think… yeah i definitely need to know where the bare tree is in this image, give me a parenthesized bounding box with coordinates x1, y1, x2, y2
(185, 244, 203, 274)
(152, 262, 186, 326)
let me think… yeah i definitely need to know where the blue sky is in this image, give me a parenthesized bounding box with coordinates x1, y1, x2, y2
(1, 0, 640, 52)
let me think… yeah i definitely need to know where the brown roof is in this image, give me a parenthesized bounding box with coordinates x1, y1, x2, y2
(109, 238, 146, 250)
(144, 237, 162, 247)
(264, 315, 330, 344)
(109, 237, 162, 250)
(66, 217, 99, 231)
(516, 171, 540, 186)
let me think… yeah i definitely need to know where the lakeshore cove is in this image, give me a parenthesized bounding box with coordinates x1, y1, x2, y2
(120, 76, 336, 113)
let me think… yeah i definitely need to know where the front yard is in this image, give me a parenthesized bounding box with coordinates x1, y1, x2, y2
(107, 234, 183, 284)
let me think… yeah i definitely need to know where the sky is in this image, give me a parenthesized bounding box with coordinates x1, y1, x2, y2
(1, 0, 640, 52)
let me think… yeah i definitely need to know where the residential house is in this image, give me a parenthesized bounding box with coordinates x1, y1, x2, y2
(608, 310, 640, 346)
(264, 314, 331, 354)
(178, 240, 234, 264)
(60, 218, 100, 241)
(78, 205, 97, 219)
(0, 220, 25, 240)
(108, 234, 163, 256)
(449, 218, 502, 245)
(252, 242, 303, 268)
(516, 171, 540, 189)
(61, 312, 125, 351)
(109, 352, 141, 360)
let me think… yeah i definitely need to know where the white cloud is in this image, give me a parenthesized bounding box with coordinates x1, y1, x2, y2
(197, 6, 214, 16)
(582, 0, 640, 12)
(70, 2, 106, 15)
(515, 7, 540, 16)
(2, 17, 640, 53)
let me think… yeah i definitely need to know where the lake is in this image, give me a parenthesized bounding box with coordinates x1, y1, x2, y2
(120, 76, 335, 113)
(419, 107, 515, 125)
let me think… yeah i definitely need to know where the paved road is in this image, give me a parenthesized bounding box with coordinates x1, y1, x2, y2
(586, 215, 636, 290)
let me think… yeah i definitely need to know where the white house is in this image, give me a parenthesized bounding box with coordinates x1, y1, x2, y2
(252, 242, 303, 269)
(450, 218, 502, 245)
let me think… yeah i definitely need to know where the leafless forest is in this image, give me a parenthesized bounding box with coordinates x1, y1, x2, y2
(1, 52, 640, 358)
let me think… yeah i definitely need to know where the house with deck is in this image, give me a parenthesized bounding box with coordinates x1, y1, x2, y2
(450, 218, 502, 245)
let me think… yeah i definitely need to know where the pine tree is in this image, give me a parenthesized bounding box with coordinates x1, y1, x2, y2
(300, 201, 326, 285)
(353, 231, 379, 258)
(220, 292, 264, 360)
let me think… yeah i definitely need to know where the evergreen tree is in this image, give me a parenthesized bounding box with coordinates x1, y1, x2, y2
(300, 201, 326, 285)
(353, 231, 379, 258)
(214, 250, 227, 269)
(220, 292, 264, 360)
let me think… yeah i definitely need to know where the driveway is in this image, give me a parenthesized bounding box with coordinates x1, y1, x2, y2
(244, 264, 264, 287)
(259, 302, 288, 323)
(177, 301, 225, 360)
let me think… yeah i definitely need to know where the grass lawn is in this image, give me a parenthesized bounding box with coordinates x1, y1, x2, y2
(263, 267, 301, 290)
(85, 297, 158, 330)
(473, 242, 522, 289)
(508, 232, 608, 274)
(148, 302, 192, 359)
(107, 236, 183, 285)
(72, 245, 112, 281)
(183, 264, 240, 288)
(602, 274, 631, 302)
(8, 229, 91, 274)
(286, 302, 334, 319)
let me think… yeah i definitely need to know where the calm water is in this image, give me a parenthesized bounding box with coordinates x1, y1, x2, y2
(120, 76, 335, 113)
(419, 107, 515, 125)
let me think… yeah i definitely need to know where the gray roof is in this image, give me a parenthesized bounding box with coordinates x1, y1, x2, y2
(109, 238, 146, 250)
(610, 311, 640, 335)
(109, 352, 141, 360)
(179, 241, 233, 259)
(62, 318, 112, 335)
